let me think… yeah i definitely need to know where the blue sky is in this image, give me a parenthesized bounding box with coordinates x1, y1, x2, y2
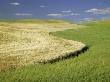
(0, 0, 110, 22)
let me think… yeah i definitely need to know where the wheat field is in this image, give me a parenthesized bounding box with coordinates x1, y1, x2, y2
(0, 21, 86, 70)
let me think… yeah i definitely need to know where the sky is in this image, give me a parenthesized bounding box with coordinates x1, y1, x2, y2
(0, 0, 110, 22)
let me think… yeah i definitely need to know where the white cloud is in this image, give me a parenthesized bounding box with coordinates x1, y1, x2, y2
(47, 13, 64, 17)
(40, 5, 46, 8)
(70, 13, 80, 16)
(61, 10, 80, 16)
(82, 18, 94, 21)
(47, 12, 80, 18)
(15, 13, 32, 16)
(85, 7, 110, 15)
(61, 10, 72, 13)
(107, 7, 110, 10)
(10, 2, 20, 6)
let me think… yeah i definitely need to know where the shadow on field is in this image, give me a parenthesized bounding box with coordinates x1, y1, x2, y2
(40, 46, 89, 64)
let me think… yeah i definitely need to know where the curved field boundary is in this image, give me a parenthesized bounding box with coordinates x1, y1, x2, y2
(0, 22, 86, 70)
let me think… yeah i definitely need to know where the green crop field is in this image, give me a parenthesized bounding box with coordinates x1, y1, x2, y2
(0, 20, 110, 82)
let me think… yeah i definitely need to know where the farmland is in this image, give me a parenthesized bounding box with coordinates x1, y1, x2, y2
(0, 20, 110, 82)
(0, 20, 85, 70)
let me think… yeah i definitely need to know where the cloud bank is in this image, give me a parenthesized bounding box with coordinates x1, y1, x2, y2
(40, 5, 46, 8)
(47, 10, 80, 18)
(85, 7, 110, 15)
(47, 13, 63, 17)
(10, 2, 20, 6)
(83, 18, 94, 21)
(15, 13, 32, 16)
(61, 10, 72, 13)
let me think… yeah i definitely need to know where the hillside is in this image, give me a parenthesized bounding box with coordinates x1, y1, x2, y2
(0, 20, 110, 82)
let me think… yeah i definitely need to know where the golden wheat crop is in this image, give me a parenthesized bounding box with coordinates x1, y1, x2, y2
(0, 22, 86, 70)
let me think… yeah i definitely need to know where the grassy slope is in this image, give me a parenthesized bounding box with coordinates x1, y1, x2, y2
(0, 20, 110, 82)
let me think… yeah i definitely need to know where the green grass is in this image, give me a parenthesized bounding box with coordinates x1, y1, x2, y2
(0, 20, 110, 82)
